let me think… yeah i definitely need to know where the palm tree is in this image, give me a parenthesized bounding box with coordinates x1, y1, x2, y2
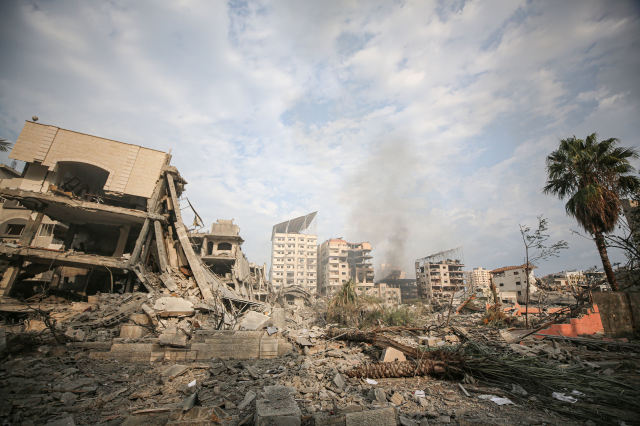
(543, 133, 640, 291)
(0, 138, 12, 152)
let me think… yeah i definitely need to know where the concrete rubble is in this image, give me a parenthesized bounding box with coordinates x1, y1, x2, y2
(0, 122, 639, 425)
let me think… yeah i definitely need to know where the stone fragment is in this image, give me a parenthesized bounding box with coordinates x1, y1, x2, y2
(161, 364, 189, 380)
(44, 416, 76, 426)
(374, 388, 387, 403)
(159, 333, 188, 347)
(255, 386, 301, 426)
(436, 416, 450, 424)
(154, 297, 194, 316)
(60, 392, 78, 405)
(272, 308, 286, 329)
(399, 416, 417, 426)
(345, 407, 397, 426)
(314, 412, 346, 426)
(64, 328, 86, 342)
(239, 311, 271, 331)
(237, 390, 256, 410)
(389, 392, 404, 405)
(381, 347, 406, 362)
(333, 373, 345, 390)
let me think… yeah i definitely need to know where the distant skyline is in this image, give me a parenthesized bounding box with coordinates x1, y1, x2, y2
(1, 1, 639, 278)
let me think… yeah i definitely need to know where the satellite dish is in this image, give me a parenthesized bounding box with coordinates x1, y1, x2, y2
(32, 116, 38, 122)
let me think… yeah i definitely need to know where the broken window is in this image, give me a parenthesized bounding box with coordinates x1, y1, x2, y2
(207, 241, 214, 255)
(6, 224, 25, 235)
(38, 223, 55, 237)
(217, 242, 232, 251)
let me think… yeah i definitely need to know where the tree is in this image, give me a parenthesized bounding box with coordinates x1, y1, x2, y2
(543, 133, 640, 291)
(519, 216, 568, 328)
(0, 138, 12, 152)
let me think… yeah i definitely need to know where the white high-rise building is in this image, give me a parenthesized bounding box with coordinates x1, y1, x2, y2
(269, 212, 318, 294)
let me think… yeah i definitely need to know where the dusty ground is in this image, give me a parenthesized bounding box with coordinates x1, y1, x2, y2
(0, 344, 599, 426)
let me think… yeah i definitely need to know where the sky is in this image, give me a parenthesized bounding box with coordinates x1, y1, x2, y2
(1, 0, 639, 278)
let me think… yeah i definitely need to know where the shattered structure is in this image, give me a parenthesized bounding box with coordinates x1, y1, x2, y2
(0, 121, 264, 317)
(317, 238, 374, 296)
(415, 247, 465, 302)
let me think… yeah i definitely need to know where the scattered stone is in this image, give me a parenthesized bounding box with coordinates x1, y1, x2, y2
(159, 333, 188, 347)
(381, 347, 406, 363)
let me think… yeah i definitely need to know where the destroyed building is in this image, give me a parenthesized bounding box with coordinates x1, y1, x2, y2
(0, 163, 64, 248)
(317, 238, 374, 296)
(0, 120, 265, 317)
(269, 212, 317, 293)
(415, 247, 465, 302)
(490, 264, 537, 303)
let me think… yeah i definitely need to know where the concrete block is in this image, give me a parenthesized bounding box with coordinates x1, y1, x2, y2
(255, 386, 300, 426)
(591, 294, 631, 338)
(345, 407, 397, 426)
(198, 331, 261, 359)
(104, 343, 153, 361)
(120, 324, 149, 339)
(389, 392, 403, 405)
(313, 412, 346, 426)
(64, 328, 86, 342)
(159, 333, 188, 347)
(381, 347, 406, 362)
(154, 297, 194, 317)
(260, 337, 279, 359)
(272, 308, 286, 329)
(161, 364, 189, 379)
(239, 311, 271, 330)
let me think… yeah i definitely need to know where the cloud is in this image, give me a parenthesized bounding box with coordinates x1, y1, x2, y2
(0, 0, 639, 279)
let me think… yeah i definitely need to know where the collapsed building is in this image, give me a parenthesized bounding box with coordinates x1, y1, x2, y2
(415, 247, 466, 302)
(0, 120, 265, 317)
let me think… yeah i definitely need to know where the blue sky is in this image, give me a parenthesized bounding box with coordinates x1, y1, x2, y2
(1, 0, 639, 277)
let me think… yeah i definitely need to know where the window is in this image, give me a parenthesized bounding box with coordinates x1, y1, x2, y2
(513, 271, 519, 275)
(38, 223, 55, 237)
(517, 291, 522, 296)
(499, 283, 504, 287)
(516, 282, 521, 286)
(342, 272, 346, 275)
(6, 224, 25, 236)
(218, 242, 232, 251)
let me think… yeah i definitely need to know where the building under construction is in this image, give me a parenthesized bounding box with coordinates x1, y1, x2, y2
(415, 247, 465, 302)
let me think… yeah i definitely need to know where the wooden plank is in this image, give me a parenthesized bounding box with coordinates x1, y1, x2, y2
(166, 173, 213, 299)
(153, 220, 170, 273)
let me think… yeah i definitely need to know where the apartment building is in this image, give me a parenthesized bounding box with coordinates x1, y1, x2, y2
(415, 260, 465, 300)
(367, 282, 401, 306)
(470, 267, 492, 289)
(317, 239, 374, 296)
(269, 212, 317, 293)
(490, 264, 537, 303)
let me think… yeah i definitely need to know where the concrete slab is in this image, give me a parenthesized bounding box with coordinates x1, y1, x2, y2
(345, 407, 397, 426)
(381, 347, 406, 362)
(159, 333, 188, 347)
(239, 311, 271, 330)
(255, 386, 300, 426)
(154, 297, 194, 317)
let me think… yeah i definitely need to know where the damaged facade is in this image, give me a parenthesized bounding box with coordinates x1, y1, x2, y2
(415, 247, 466, 302)
(0, 121, 265, 319)
(490, 264, 537, 303)
(317, 238, 374, 296)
